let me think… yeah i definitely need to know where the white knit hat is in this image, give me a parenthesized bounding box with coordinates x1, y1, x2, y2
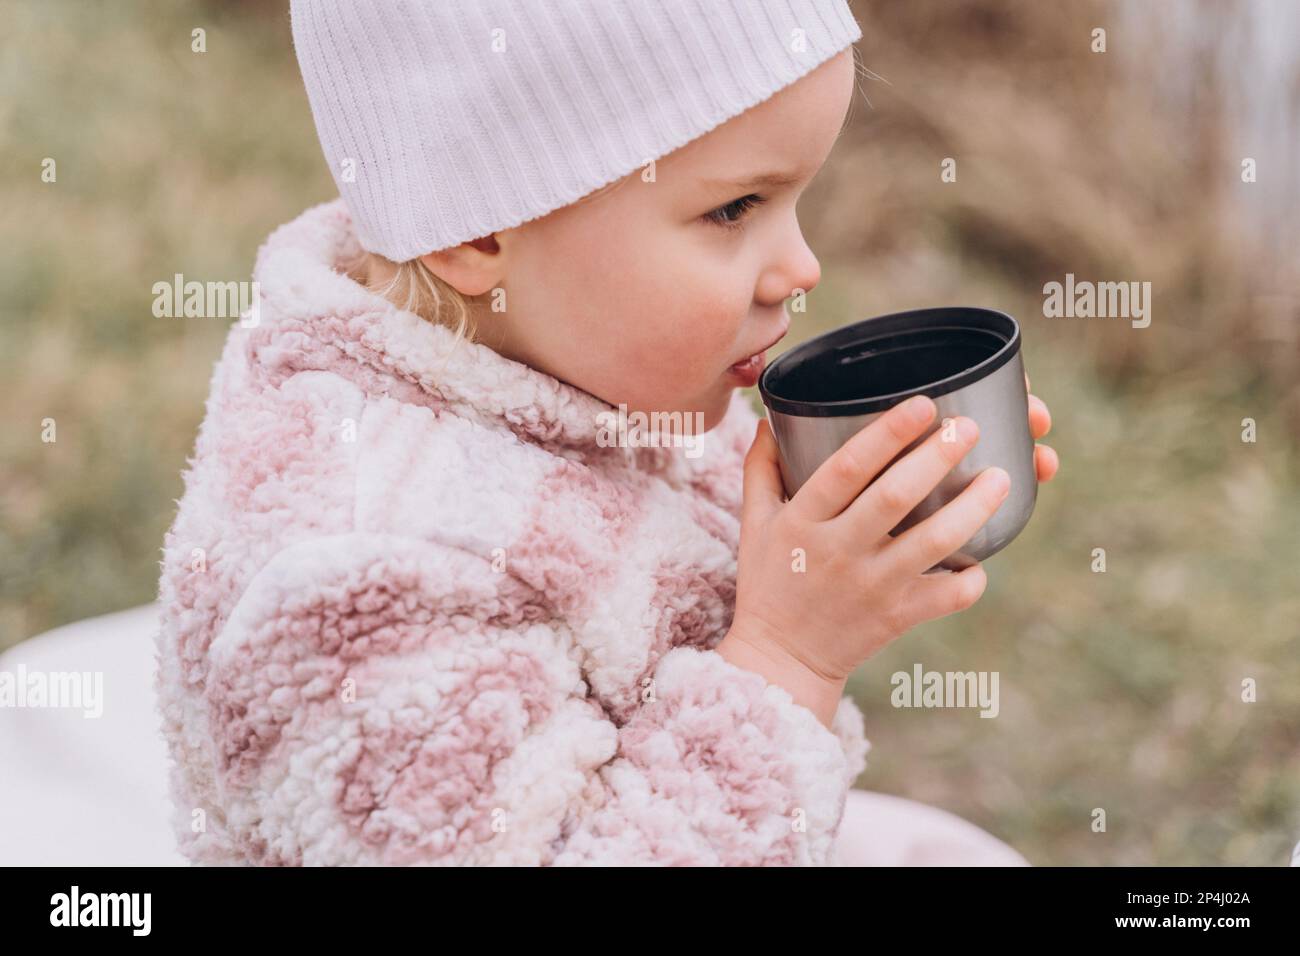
(290, 0, 861, 261)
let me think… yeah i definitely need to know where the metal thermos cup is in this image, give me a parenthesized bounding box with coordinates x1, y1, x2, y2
(758, 307, 1036, 571)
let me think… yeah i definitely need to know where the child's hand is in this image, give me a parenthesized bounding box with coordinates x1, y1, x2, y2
(1026, 370, 1059, 482)
(717, 396, 1008, 724)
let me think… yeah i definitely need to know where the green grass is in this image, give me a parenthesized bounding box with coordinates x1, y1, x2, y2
(745, 290, 1300, 865)
(745, 275, 1300, 866)
(1, 1, 335, 642)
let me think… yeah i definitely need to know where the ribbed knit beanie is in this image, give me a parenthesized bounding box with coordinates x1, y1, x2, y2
(290, 0, 861, 261)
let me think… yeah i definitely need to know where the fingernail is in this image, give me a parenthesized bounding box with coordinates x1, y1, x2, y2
(903, 395, 933, 422)
(987, 467, 1010, 496)
(957, 416, 979, 443)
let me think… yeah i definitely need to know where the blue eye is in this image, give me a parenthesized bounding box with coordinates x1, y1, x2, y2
(704, 194, 766, 230)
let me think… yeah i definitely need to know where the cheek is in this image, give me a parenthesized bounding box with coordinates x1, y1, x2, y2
(572, 244, 742, 353)
(625, 239, 750, 354)
(609, 271, 746, 384)
(512, 211, 751, 404)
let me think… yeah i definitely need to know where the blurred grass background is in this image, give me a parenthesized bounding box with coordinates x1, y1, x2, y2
(1, 0, 1297, 864)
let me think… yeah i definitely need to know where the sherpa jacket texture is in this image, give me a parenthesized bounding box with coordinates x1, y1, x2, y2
(154, 199, 871, 866)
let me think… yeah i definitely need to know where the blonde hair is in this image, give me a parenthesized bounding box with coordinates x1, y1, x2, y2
(357, 252, 475, 344)
(354, 172, 635, 344)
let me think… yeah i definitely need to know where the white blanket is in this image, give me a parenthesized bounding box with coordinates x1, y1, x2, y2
(0, 604, 186, 866)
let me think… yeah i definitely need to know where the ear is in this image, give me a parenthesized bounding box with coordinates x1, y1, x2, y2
(417, 234, 503, 297)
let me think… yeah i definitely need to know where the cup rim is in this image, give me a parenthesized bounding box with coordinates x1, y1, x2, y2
(759, 306, 1021, 418)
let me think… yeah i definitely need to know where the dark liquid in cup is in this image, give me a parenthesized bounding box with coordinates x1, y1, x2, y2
(769, 327, 1002, 403)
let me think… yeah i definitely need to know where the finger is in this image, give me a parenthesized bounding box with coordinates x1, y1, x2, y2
(741, 417, 787, 524)
(1028, 394, 1051, 439)
(1034, 443, 1059, 482)
(790, 394, 937, 522)
(840, 414, 980, 539)
(894, 563, 989, 628)
(1024, 369, 1031, 392)
(881, 466, 1011, 577)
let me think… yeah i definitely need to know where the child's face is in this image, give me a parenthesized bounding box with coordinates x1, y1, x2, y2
(485, 50, 856, 432)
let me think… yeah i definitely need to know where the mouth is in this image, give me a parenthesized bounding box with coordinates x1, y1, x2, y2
(727, 321, 790, 387)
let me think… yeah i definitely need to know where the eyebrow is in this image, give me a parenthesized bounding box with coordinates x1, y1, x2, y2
(700, 170, 805, 192)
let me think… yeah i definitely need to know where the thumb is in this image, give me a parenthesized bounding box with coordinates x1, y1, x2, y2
(742, 417, 787, 524)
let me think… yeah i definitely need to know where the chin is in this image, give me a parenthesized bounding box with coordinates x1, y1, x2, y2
(621, 382, 733, 436)
(699, 389, 736, 432)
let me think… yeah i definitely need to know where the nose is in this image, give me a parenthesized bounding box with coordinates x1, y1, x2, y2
(755, 214, 821, 308)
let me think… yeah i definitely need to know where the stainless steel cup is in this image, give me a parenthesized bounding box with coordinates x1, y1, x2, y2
(758, 307, 1036, 571)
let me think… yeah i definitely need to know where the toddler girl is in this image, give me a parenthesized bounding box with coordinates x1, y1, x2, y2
(156, 0, 1056, 866)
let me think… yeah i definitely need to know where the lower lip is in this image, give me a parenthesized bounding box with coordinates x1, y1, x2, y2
(727, 351, 766, 387)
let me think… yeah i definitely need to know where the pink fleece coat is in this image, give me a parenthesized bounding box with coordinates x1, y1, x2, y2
(154, 199, 871, 866)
